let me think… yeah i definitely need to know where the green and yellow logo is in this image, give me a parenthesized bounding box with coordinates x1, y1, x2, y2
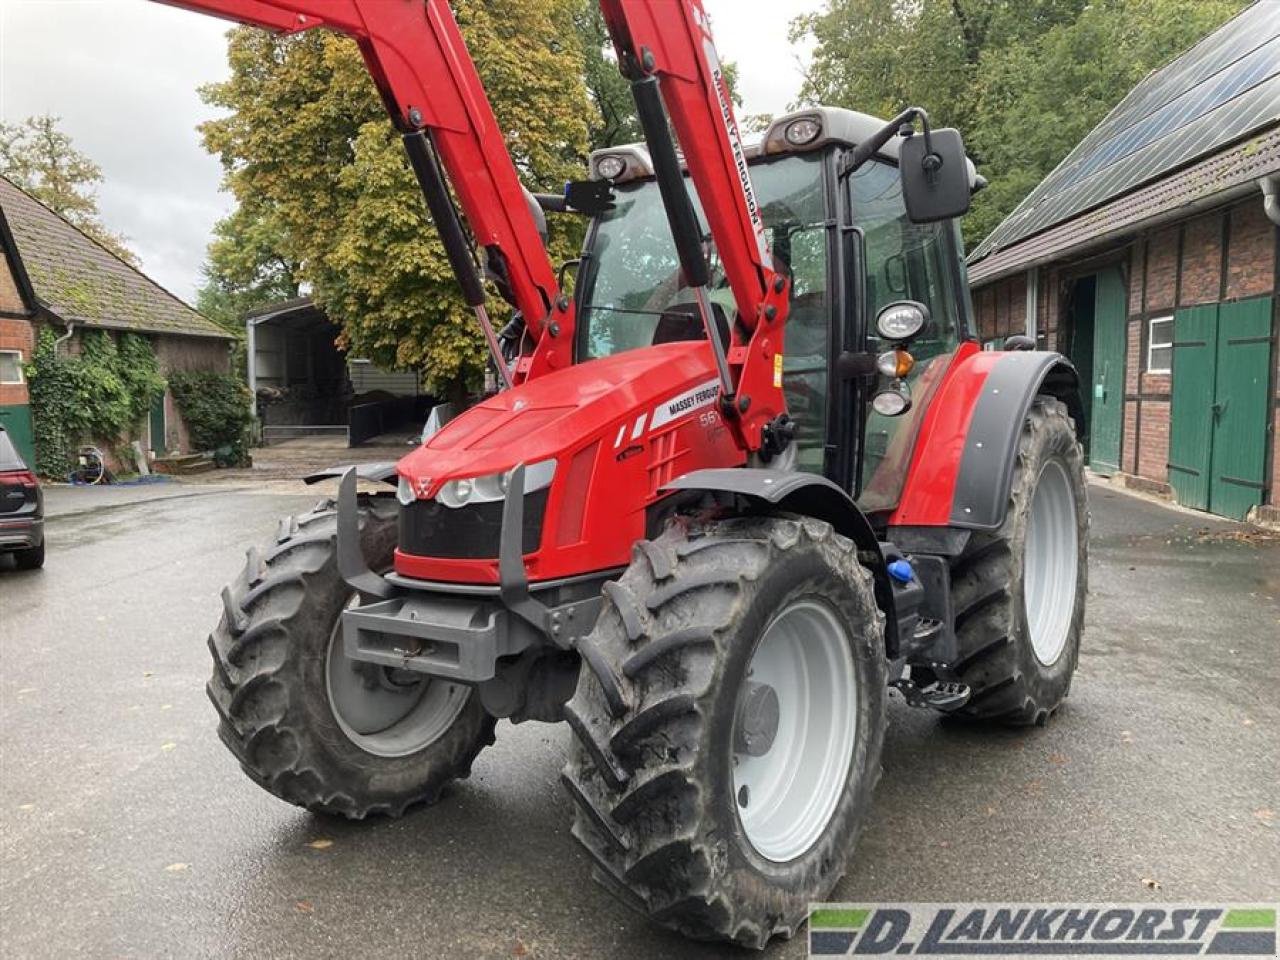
(808, 903, 1277, 957)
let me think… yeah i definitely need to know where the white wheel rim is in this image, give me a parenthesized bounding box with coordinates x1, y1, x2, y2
(732, 599, 857, 862)
(1023, 459, 1078, 666)
(324, 599, 470, 758)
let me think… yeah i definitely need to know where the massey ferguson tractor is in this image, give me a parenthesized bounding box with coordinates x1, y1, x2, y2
(160, 0, 1087, 947)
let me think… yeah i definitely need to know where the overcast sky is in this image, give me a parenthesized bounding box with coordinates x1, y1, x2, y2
(0, 0, 819, 305)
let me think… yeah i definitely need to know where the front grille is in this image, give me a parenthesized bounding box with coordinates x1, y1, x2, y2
(398, 489, 548, 560)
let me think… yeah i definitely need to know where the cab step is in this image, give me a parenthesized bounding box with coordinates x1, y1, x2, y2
(890, 677, 971, 710)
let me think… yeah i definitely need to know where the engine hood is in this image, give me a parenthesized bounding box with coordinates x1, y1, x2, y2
(396, 342, 721, 495)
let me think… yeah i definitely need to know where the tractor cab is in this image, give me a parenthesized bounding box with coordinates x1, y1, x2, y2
(577, 106, 980, 518)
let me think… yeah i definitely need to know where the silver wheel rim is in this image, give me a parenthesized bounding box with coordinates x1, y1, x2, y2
(732, 599, 857, 862)
(324, 599, 470, 758)
(1023, 459, 1078, 666)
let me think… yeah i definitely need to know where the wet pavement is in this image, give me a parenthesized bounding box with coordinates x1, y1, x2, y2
(0, 480, 1276, 959)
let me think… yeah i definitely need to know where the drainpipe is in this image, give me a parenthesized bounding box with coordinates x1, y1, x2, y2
(1262, 174, 1280, 226)
(1025, 267, 1038, 342)
(53, 319, 75, 356)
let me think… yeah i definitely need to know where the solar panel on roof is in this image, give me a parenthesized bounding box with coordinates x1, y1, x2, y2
(970, 1, 1280, 266)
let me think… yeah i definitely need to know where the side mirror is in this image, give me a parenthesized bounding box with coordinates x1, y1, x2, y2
(900, 127, 971, 223)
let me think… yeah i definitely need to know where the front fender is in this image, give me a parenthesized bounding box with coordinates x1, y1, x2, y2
(890, 349, 1082, 532)
(662, 468, 902, 651)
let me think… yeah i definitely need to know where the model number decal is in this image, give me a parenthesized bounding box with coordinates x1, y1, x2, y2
(612, 378, 722, 449)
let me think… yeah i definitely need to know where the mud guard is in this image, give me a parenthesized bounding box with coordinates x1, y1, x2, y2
(890, 350, 1082, 533)
(303, 462, 399, 486)
(662, 468, 904, 653)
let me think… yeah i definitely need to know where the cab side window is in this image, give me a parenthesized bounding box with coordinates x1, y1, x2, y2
(853, 161, 957, 359)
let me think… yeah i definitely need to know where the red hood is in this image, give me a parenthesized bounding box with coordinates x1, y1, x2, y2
(396, 342, 721, 494)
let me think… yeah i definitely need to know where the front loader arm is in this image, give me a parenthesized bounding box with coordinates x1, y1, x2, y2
(599, 0, 790, 453)
(152, 0, 573, 383)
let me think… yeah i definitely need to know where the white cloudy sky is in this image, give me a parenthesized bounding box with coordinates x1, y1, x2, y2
(0, 0, 819, 304)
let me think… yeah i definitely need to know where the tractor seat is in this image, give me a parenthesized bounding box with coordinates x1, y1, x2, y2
(651, 300, 731, 350)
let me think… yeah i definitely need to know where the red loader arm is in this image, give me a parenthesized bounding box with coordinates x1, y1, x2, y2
(599, 0, 791, 453)
(152, 0, 574, 384)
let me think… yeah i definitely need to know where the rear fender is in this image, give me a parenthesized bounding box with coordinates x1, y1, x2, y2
(890, 350, 1082, 533)
(662, 468, 901, 651)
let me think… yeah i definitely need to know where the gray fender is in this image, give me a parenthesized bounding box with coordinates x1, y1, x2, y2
(302, 461, 399, 486)
(662, 468, 899, 645)
(946, 351, 1082, 531)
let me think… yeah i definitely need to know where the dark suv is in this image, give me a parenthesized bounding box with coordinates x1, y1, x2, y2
(0, 426, 44, 570)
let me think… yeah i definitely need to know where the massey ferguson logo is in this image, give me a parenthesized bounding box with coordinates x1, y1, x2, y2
(808, 904, 1277, 957)
(701, 37, 768, 261)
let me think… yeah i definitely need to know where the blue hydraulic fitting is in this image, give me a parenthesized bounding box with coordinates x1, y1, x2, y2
(887, 558, 914, 584)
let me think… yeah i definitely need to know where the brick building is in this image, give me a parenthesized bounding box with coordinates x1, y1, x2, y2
(0, 200, 39, 464)
(0, 175, 234, 470)
(968, 4, 1279, 521)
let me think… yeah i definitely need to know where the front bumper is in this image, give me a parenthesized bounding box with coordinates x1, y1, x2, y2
(343, 583, 541, 683)
(335, 467, 607, 684)
(0, 516, 42, 552)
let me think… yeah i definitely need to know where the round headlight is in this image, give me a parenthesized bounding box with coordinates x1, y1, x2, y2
(596, 155, 626, 180)
(875, 301, 928, 342)
(872, 386, 912, 417)
(472, 471, 509, 502)
(784, 117, 821, 146)
(438, 477, 474, 508)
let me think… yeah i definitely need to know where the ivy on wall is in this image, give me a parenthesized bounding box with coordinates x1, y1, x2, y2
(26, 327, 166, 476)
(168, 370, 252, 466)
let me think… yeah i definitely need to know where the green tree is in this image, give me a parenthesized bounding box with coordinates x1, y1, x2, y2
(966, 0, 1247, 243)
(792, 0, 1245, 247)
(200, 0, 589, 393)
(0, 115, 138, 265)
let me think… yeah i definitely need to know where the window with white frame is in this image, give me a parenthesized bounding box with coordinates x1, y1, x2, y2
(1147, 315, 1173, 374)
(0, 350, 23, 385)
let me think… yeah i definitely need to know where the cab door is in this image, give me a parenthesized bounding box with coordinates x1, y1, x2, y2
(844, 159, 966, 513)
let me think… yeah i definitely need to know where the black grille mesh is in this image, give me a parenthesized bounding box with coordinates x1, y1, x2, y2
(398, 489, 548, 560)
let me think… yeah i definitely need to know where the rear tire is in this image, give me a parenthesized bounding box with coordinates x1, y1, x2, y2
(947, 396, 1088, 725)
(13, 541, 44, 570)
(206, 496, 496, 817)
(562, 515, 886, 948)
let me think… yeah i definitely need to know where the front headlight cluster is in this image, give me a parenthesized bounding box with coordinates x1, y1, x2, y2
(402, 459, 556, 509)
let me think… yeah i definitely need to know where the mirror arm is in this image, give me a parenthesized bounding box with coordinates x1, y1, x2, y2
(838, 106, 932, 180)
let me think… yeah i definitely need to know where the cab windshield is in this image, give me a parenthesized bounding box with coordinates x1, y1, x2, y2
(577, 153, 831, 470)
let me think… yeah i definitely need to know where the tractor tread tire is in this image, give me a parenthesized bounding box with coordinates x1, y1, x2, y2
(206, 496, 496, 818)
(947, 396, 1088, 725)
(563, 515, 886, 949)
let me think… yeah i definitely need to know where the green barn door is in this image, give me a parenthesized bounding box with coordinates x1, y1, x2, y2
(0, 404, 36, 468)
(1168, 304, 1218, 510)
(1089, 265, 1127, 474)
(1209, 297, 1272, 520)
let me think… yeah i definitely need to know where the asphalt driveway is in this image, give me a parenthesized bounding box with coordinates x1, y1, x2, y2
(0, 481, 1276, 958)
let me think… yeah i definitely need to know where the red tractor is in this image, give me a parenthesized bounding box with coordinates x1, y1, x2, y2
(164, 0, 1087, 947)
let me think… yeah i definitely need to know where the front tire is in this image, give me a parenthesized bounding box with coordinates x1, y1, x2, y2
(562, 515, 886, 948)
(206, 496, 496, 817)
(947, 395, 1088, 724)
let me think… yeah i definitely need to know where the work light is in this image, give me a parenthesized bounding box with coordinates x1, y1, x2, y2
(784, 117, 821, 146)
(596, 155, 626, 180)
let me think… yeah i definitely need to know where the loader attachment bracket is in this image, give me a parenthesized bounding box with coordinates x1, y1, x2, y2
(336, 468, 395, 600)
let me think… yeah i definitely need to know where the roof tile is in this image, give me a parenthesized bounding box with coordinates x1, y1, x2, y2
(0, 176, 230, 340)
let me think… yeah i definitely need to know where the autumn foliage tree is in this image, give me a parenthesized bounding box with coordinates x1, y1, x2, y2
(0, 115, 137, 265)
(199, 0, 589, 393)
